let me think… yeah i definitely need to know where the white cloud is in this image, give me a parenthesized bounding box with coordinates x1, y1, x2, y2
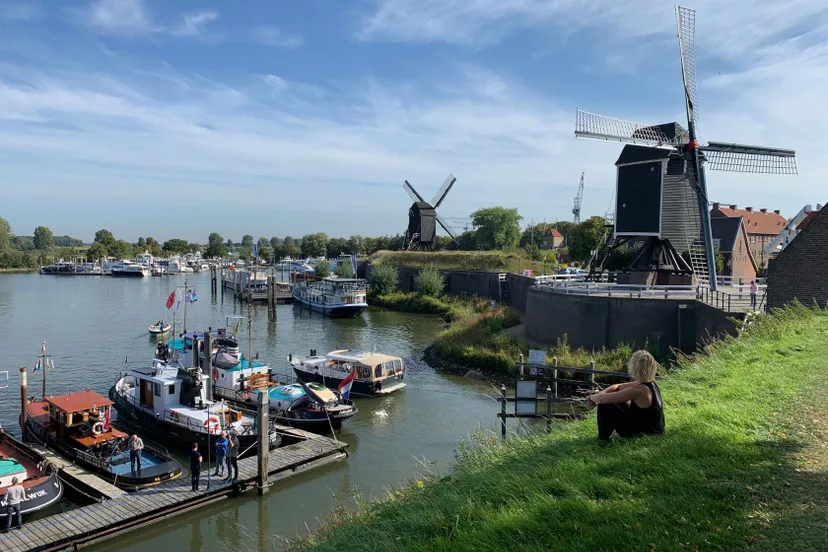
(253, 26, 304, 48)
(78, 0, 217, 38)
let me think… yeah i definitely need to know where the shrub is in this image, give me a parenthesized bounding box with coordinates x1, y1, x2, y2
(369, 264, 399, 296)
(334, 262, 354, 278)
(415, 268, 445, 297)
(313, 261, 331, 279)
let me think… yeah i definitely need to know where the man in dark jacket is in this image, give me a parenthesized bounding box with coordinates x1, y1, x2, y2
(226, 431, 240, 481)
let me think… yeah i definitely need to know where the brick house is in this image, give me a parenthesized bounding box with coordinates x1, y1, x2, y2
(710, 216, 757, 282)
(710, 203, 787, 269)
(767, 205, 828, 309)
(541, 228, 565, 250)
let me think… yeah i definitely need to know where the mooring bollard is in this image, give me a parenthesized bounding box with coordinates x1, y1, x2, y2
(257, 389, 269, 496)
(500, 384, 507, 439)
(545, 385, 552, 434)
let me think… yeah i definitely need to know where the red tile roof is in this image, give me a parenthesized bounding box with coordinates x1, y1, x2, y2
(711, 206, 786, 236)
(45, 390, 113, 414)
(550, 228, 564, 238)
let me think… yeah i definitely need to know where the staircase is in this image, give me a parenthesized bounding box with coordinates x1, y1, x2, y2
(678, 163, 710, 287)
(688, 240, 710, 286)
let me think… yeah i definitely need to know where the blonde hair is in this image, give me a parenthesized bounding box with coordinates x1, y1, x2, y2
(627, 350, 659, 382)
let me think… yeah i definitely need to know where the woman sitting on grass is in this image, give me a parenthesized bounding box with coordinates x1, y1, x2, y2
(586, 350, 665, 441)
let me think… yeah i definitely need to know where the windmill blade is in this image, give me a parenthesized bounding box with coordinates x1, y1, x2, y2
(575, 110, 683, 147)
(701, 142, 798, 174)
(676, 5, 699, 123)
(403, 180, 426, 203)
(435, 214, 458, 241)
(431, 174, 457, 208)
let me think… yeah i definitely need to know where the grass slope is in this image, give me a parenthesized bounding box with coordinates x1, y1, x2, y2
(368, 250, 555, 275)
(295, 304, 828, 551)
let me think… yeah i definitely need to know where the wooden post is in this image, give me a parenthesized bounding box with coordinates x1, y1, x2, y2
(203, 332, 213, 402)
(589, 360, 596, 388)
(40, 341, 47, 399)
(256, 389, 269, 495)
(20, 367, 27, 439)
(192, 336, 200, 369)
(500, 384, 507, 439)
(518, 353, 524, 376)
(546, 385, 552, 434)
(552, 356, 558, 399)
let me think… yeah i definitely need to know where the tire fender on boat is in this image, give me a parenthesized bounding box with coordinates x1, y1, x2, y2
(212, 368, 219, 381)
(91, 422, 104, 435)
(204, 416, 221, 434)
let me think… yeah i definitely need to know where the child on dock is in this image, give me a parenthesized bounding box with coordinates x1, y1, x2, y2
(585, 350, 665, 441)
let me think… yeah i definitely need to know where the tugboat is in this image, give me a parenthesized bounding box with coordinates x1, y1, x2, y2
(292, 277, 368, 317)
(290, 349, 406, 397)
(24, 390, 182, 489)
(109, 344, 281, 453)
(0, 430, 63, 520)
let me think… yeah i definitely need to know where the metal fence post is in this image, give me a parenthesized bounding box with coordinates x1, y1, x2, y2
(546, 385, 552, 434)
(500, 384, 507, 439)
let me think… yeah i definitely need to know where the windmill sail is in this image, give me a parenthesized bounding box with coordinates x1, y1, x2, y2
(676, 5, 699, 123)
(575, 110, 683, 147)
(403, 181, 426, 203)
(435, 214, 458, 240)
(431, 174, 456, 208)
(700, 142, 798, 174)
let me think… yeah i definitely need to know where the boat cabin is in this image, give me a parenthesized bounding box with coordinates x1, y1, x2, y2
(326, 350, 404, 382)
(43, 391, 126, 450)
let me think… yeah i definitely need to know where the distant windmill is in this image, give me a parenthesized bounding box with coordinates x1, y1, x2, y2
(402, 174, 458, 251)
(572, 172, 584, 224)
(575, 5, 797, 290)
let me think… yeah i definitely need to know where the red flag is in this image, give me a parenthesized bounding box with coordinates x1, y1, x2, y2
(103, 406, 111, 431)
(165, 289, 177, 309)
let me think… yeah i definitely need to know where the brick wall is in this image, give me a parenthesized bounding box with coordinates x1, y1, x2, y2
(768, 206, 828, 309)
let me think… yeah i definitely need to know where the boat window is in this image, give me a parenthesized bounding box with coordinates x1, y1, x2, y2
(154, 383, 162, 397)
(394, 359, 402, 372)
(169, 384, 175, 395)
(374, 364, 383, 378)
(385, 361, 394, 374)
(357, 365, 369, 379)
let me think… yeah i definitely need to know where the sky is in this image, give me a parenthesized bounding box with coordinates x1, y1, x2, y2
(0, 0, 826, 243)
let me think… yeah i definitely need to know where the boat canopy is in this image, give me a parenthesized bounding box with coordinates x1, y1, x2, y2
(326, 349, 401, 367)
(46, 390, 113, 414)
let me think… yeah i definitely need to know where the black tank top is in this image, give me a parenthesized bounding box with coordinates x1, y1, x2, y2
(630, 381, 665, 435)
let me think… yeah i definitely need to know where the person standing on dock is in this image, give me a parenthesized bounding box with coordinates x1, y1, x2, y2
(226, 431, 240, 481)
(750, 280, 758, 309)
(2, 476, 26, 532)
(213, 431, 229, 477)
(128, 434, 144, 472)
(189, 442, 203, 491)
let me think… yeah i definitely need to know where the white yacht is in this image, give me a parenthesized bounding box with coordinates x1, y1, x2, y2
(292, 277, 368, 317)
(111, 261, 149, 278)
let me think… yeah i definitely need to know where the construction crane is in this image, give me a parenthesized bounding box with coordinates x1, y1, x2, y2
(572, 172, 584, 224)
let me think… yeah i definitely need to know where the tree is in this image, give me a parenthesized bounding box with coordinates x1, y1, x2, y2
(301, 233, 328, 258)
(313, 260, 331, 279)
(283, 236, 294, 248)
(53, 235, 84, 247)
(270, 237, 280, 252)
(326, 237, 348, 259)
(415, 268, 445, 297)
(567, 216, 606, 263)
(0, 217, 10, 250)
(86, 241, 109, 261)
(94, 229, 116, 249)
(471, 207, 522, 250)
(33, 226, 53, 250)
(241, 235, 254, 249)
(108, 240, 134, 259)
(136, 237, 146, 248)
(369, 264, 399, 296)
(346, 235, 364, 255)
(334, 262, 354, 278)
(205, 240, 227, 259)
(145, 237, 162, 256)
(162, 239, 190, 255)
(225, 238, 233, 248)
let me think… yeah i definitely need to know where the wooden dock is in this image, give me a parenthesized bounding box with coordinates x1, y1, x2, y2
(0, 431, 347, 552)
(26, 443, 126, 500)
(217, 268, 293, 304)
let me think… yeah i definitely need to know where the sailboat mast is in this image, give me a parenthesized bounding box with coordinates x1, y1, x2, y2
(183, 277, 188, 333)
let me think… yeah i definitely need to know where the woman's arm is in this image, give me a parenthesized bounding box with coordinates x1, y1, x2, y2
(589, 385, 645, 405)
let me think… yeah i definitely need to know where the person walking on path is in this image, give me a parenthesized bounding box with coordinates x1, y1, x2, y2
(213, 431, 229, 477)
(750, 280, 758, 309)
(128, 434, 144, 472)
(188, 442, 202, 492)
(2, 476, 26, 532)
(226, 431, 240, 481)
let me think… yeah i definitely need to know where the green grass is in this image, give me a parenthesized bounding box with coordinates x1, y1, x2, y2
(372, 292, 657, 377)
(368, 250, 555, 275)
(292, 303, 828, 551)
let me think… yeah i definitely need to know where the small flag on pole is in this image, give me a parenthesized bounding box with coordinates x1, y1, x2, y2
(338, 369, 356, 400)
(166, 289, 177, 310)
(41, 341, 46, 355)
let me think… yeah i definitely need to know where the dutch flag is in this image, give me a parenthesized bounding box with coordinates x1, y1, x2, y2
(338, 369, 356, 400)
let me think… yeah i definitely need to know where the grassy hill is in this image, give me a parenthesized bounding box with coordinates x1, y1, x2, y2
(367, 250, 556, 274)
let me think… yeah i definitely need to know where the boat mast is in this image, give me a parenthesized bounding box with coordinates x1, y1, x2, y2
(40, 341, 48, 399)
(183, 277, 188, 334)
(248, 298, 253, 365)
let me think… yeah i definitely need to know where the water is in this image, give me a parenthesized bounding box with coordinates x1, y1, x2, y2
(0, 272, 520, 551)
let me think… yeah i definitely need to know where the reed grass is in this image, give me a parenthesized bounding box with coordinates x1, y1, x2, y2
(292, 303, 828, 551)
(367, 250, 555, 274)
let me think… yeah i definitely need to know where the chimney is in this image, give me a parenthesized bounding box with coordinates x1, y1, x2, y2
(773, 209, 780, 215)
(760, 208, 767, 213)
(712, 202, 721, 210)
(746, 206, 753, 212)
(729, 204, 737, 210)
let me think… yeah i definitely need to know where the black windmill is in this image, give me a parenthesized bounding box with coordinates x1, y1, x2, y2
(402, 174, 458, 251)
(575, 5, 797, 290)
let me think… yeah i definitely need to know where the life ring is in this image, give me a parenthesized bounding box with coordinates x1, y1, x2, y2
(212, 368, 219, 381)
(169, 411, 180, 423)
(91, 422, 104, 435)
(204, 416, 221, 434)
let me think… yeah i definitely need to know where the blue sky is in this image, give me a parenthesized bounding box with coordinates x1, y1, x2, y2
(0, 0, 825, 243)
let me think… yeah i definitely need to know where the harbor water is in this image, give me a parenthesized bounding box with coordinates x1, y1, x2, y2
(0, 272, 522, 551)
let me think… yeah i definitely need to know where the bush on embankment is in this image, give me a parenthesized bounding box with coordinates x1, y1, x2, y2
(293, 303, 828, 552)
(372, 291, 662, 377)
(368, 250, 555, 274)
